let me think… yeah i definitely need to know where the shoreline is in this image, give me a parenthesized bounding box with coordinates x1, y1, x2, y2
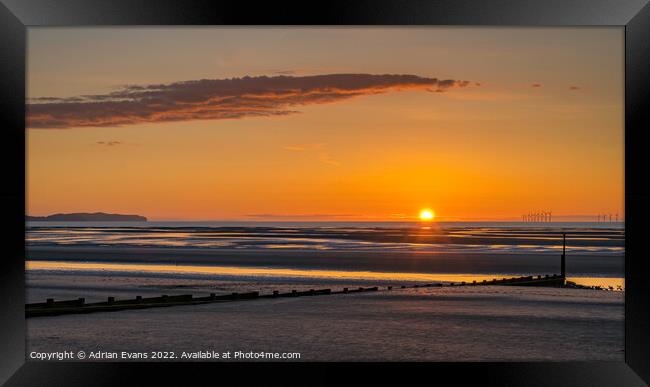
(27, 245, 624, 276)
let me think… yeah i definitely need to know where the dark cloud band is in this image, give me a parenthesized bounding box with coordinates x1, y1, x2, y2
(27, 74, 473, 129)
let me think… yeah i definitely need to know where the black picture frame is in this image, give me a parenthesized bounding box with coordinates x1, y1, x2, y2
(1, 0, 649, 385)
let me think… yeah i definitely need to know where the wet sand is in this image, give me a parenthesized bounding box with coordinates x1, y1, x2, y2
(26, 244, 624, 361)
(27, 246, 623, 276)
(27, 285, 624, 361)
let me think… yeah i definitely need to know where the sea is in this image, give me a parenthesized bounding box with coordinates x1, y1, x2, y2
(25, 221, 625, 289)
(26, 221, 624, 254)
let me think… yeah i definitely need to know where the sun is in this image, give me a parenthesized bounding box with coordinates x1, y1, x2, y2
(419, 209, 435, 221)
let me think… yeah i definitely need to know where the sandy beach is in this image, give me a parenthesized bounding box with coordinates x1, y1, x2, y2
(27, 285, 623, 361)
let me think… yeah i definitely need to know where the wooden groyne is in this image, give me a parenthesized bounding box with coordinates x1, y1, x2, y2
(471, 274, 566, 287)
(26, 275, 567, 318)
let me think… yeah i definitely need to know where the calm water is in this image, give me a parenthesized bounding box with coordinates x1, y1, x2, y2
(26, 222, 625, 289)
(27, 221, 625, 255)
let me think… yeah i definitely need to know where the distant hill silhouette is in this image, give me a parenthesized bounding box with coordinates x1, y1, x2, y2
(27, 212, 147, 222)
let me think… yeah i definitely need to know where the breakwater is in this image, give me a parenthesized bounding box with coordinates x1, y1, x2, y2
(26, 274, 569, 318)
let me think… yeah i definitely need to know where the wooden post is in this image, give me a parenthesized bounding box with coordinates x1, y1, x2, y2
(560, 233, 566, 277)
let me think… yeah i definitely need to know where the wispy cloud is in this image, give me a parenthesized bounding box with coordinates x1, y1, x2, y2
(96, 141, 124, 146)
(531, 83, 543, 88)
(273, 69, 301, 75)
(283, 143, 340, 166)
(271, 69, 311, 76)
(318, 153, 340, 167)
(245, 213, 358, 219)
(282, 143, 326, 152)
(27, 74, 475, 129)
(569, 85, 581, 90)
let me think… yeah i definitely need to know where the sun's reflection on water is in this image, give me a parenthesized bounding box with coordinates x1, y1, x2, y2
(26, 260, 624, 289)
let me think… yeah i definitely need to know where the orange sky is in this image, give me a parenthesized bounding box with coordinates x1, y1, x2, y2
(26, 27, 624, 221)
